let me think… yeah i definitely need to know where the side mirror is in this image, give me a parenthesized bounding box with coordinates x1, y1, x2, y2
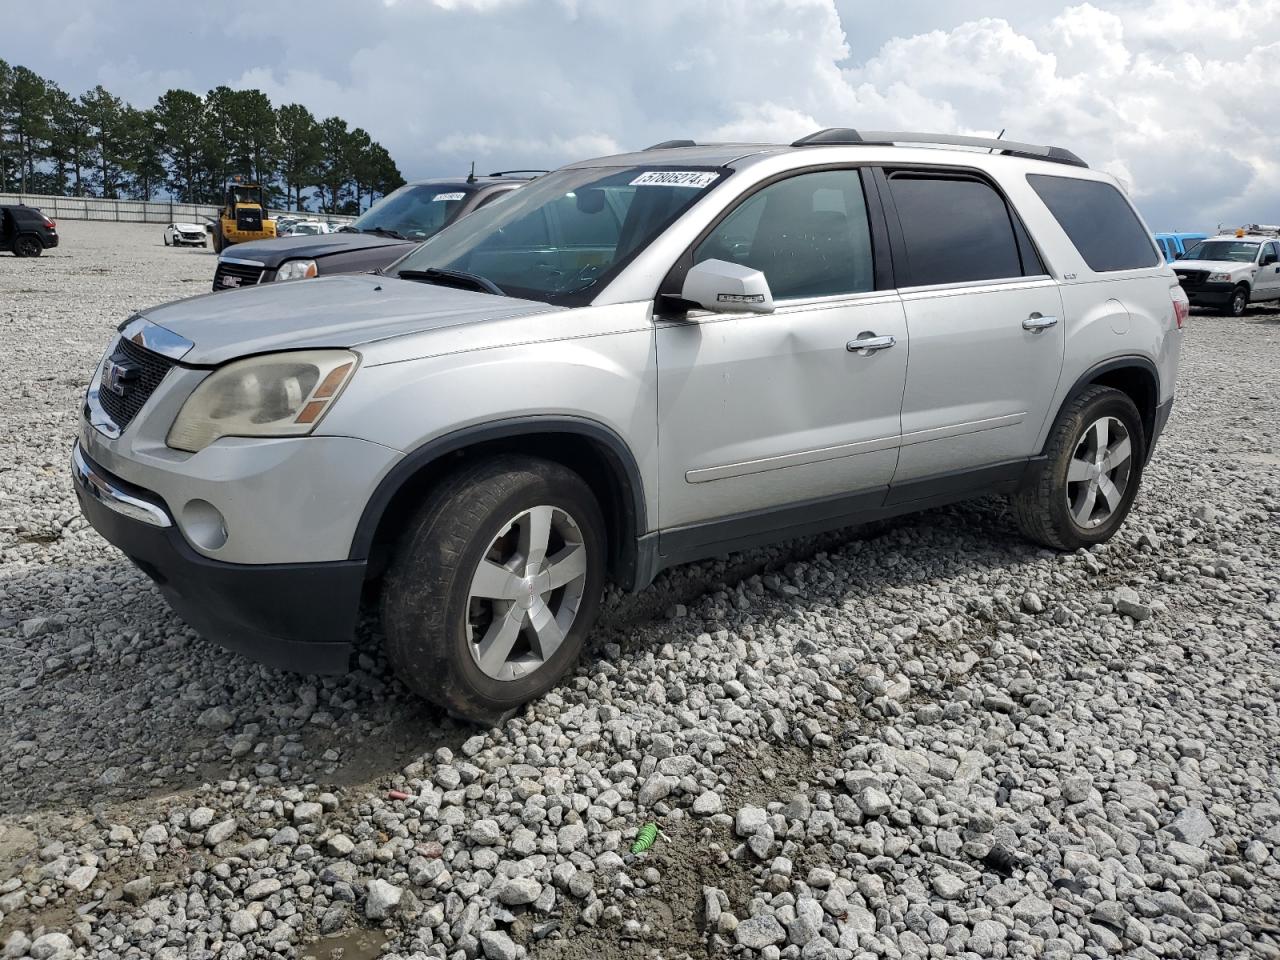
(1173, 251, 1184, 259)
(680, 259, 775, 314)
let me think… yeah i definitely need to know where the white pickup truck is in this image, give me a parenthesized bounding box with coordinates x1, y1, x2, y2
(1173, 233, 1280, 316)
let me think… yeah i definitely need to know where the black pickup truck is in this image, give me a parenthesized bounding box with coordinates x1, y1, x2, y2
(212, 172, 539, 291)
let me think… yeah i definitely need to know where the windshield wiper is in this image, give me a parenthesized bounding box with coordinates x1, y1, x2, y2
(362, 226, 408, 240)
(397, 267, 505, 297)
(337, 225, 359, 233)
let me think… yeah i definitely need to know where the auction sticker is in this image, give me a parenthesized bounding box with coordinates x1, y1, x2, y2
(629, 171, 720, 188)
(433, 192, 466, 202)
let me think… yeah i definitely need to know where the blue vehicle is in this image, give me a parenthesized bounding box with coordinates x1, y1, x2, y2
(1154, 232, 1208, 261)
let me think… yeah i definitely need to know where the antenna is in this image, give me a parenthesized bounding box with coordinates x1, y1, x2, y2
(466, 161, 477, 184)
(989, 129, 1005, 154)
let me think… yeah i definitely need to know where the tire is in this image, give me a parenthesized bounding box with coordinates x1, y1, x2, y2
(1222, 284, 1249, 317)
(13, 235, 41, 258)
(163, 233, 170, 246)
(381, 456, 607, 724)
(1012, 385, 1145, 551)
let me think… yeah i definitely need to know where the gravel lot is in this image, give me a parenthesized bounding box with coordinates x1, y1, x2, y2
(1, 219, 1278, 960)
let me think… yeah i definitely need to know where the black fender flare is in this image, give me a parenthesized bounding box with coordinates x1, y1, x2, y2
(348, 415, 649, 582)
(1042, 354, 1161, 458)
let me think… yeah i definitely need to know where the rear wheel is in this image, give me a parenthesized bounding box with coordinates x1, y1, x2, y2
(381, 456, 607, 724)
(13, 235, 41, 258)
(1222, 284, 1249, 317)
(1012, 385, 1145, 550)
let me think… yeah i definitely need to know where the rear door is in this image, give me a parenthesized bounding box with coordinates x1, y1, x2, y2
(878, 168, 1065, 487)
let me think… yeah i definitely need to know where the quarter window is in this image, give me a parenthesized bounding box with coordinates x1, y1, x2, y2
(1028, 174, 1159, 272)
(693, 169, 875, 300)
(887, 174, 1025, 286)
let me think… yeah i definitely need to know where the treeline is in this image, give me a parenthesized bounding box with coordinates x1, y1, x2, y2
(0, 61, 405, 214)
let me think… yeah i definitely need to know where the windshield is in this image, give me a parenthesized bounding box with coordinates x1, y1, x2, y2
(389, 166, 727, 305)
(350, 183, 475, 240)
(1181, 240, 1260, 263)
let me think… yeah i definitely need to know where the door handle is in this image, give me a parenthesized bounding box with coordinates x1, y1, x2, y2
(847, 334, 896, 354)
(1022, 313, 1059, 332)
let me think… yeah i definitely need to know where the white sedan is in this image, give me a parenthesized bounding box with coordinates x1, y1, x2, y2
(163, 222, 208, 247)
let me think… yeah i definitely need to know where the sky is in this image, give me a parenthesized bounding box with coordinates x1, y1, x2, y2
(6, 0, 1280, 230)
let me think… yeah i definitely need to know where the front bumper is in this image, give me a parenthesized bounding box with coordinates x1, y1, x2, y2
(72, 442, 364, 673)
(1180, 280, 1233, 307)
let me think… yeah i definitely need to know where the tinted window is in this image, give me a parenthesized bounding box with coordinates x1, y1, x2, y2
(1028, 174, 1158, 272)
(694, 169, 875, 300)
(887, 175, 1024, 286)
(552, 188, 623, 247)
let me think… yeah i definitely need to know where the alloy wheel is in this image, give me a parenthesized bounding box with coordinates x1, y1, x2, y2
(465, 505, 589, 681)
(1066, 416, 1133, 529)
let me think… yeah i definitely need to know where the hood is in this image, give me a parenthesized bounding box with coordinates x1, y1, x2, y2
(226, 231, 410, 266)
(140, 273, 557, 365)
(1174, 258, 1252, 272)
(173, 222, 205, 232)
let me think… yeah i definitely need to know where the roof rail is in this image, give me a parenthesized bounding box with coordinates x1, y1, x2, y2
(791, 129, 1088, 168)
(645, 139, 698, 150)
(488, 169, 549, 178)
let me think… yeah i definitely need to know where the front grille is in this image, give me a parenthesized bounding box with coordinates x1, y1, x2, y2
(1176, 270, 1209, 288)
(95, 337, 176, 432)
(181, 232, 203, 241)
(213, 260, 264, 291)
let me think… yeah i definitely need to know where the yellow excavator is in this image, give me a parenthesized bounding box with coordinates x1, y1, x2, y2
(212, 176, 276, 252)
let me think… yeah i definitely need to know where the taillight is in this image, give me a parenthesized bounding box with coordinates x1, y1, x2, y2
(43, 218, 56, 229)
(1171, 290, 1189, 329)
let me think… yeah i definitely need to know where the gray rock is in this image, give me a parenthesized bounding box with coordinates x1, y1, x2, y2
(693, 790, 724, 815)
(1168, 807, 1214, 847)
(205, 819, 237, 845)
(480, 930, 519, 960)
(498, 876, 542, 906)
(854, 785, 891, 817)
(197, 705, 235, 730)
(735, 805, 768, 837)
(735, 913, 786, 949)
(365, 878, 403, 919)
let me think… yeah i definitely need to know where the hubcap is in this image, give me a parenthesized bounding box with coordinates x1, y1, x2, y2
(1066, 416, 1133, 529)
(465, 505, 588, 681)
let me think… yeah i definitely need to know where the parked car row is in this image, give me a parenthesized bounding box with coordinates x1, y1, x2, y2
(74, 130, 1187, 722)
(211, 170, 539, 291)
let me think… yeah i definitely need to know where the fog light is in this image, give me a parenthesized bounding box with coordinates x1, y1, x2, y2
(182, 499, 228, 550)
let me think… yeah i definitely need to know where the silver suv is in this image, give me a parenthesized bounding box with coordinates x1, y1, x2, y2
(73, 130, 1187, 722)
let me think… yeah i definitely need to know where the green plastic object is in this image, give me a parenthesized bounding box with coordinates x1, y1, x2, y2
(631, 823, 659, 854)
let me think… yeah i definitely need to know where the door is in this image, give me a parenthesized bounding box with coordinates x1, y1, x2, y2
(655, 168, 908, 536)
(1255, 241, 1280, 299)
(879, 170, 1066, 485)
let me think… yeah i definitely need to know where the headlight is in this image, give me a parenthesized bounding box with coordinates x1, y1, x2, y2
(167, 350, 358, 452)
(276, 259, 318, 282)
(1208, 272, 1233, 282)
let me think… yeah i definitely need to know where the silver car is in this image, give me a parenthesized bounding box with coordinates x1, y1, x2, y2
(73, 130, 1187, 722)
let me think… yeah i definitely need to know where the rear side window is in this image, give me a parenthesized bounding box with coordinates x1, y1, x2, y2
(886, 175, 1025, 286)
(1028, 174, 1158, 272)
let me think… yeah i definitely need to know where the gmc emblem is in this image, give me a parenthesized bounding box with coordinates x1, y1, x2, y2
(104, 358, 140, 397)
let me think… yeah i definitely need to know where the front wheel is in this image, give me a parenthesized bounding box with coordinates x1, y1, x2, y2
(13, 235, 41, 258)
(163, 233, 170, 246)
(381, 456, 607, 724)
(1222, 284, 1249, 317)
(1012, 385, 1145, 550)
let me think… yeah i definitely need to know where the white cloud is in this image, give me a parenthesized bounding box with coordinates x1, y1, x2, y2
(9, 0, 1280, 228)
